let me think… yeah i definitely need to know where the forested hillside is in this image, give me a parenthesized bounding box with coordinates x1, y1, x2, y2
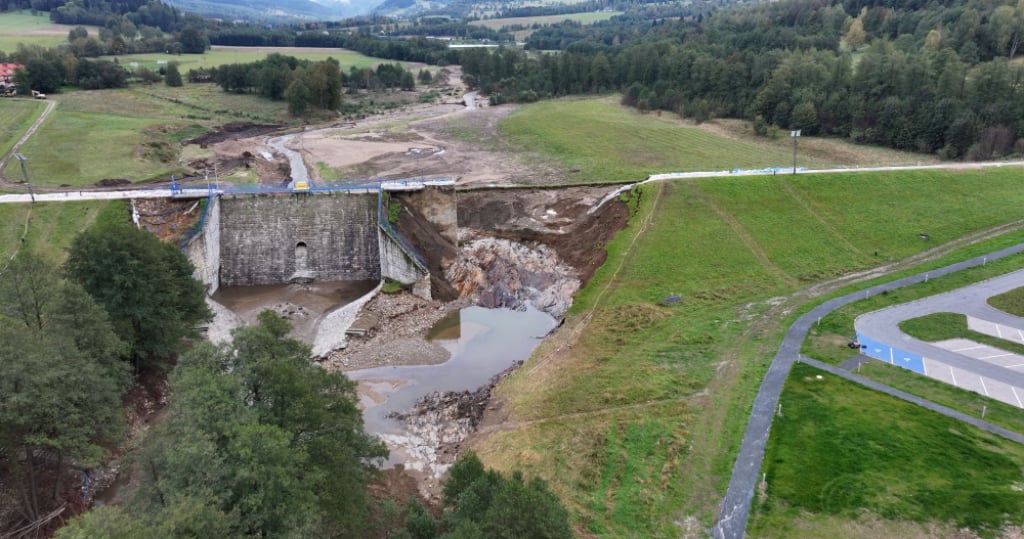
(461, 0, 1024, 159)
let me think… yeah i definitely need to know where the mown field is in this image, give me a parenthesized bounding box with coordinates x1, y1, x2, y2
(108, 45, 402, 73)
(476, 101, 1024, 537)
(499, 98, 936, 182)
(0, 11, 96, 52)
(0, 200, 116, 264)
(11, 84, 310, 187)
(751, 363, 1024, 538)
(471, 12, 622, 40)
(0, 99, 43, 156)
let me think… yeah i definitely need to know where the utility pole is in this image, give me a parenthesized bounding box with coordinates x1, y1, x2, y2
(790, 130, 801, 175)
(13, 153, 34, 204)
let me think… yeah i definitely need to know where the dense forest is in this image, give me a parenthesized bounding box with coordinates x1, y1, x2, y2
(458, 0, 1024, 159)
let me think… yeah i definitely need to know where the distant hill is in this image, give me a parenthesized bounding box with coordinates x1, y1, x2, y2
(162, 0, 383, 21)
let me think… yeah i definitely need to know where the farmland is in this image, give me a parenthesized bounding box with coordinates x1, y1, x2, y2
(0, 11, 96, 52)
(108, 45, 406, 73)
(0, 99, 43, 156)
(470, 12, 623, 40)
(10, 84, 311, 187)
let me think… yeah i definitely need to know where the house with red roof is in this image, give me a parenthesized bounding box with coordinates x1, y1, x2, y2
(0, 63, 24, 88)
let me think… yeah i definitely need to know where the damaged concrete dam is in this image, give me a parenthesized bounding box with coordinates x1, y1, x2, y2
(182, 182, 627, 354)
(176, 182, 631, 487)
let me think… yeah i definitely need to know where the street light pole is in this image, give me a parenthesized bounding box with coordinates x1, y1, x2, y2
(13, 153, 34, 204)
(790, 130, 801, 175)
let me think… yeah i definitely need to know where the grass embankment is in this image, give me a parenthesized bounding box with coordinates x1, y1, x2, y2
(751, 363, 1024, 539)
(0, 200, 120, 263)
(499, 98, 936, 183)
(474, 163, 1024, 537)
(0, 99, 44, 156)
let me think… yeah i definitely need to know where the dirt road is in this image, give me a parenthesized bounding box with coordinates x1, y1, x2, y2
(0, 98, 55, 183)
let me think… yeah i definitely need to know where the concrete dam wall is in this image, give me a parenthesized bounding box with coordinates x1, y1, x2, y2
(219, 193, 382, 286)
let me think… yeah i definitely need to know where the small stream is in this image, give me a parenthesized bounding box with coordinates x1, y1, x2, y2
(266, 133, 309, 187)
(347, 304, 556, 473)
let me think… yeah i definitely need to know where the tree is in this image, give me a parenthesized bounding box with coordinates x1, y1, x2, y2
(439, 452, 572, 539)
(164, 60, 182, 87)
(0, 253, 128, 530)
(178, 25, 207, 54)
(285, 74, 312, 115)
(120, 312, 387, 537)
(417, 68, 433, 85)
(67, 25, 88, 42)
(64, 222, 211, 364)
(16, 58, 63, 93)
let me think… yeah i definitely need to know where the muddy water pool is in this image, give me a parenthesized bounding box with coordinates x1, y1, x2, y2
(212, 280, 377, 343)
(346, 305, 556, 471)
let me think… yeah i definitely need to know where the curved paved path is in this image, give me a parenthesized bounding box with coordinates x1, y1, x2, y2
(856, 269, 1024, 407)
(711, 241, 1024, 539)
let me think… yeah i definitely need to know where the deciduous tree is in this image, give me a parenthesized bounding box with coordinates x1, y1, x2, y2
(64, 222, 211, 364)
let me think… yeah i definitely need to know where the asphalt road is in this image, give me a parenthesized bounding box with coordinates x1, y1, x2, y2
(711, 240, 1024, 539)
(855, 269, 1024, 395)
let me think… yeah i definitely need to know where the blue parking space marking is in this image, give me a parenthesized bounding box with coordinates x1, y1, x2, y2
(894, 350, 925, 374)
(856, 332, 925, 374)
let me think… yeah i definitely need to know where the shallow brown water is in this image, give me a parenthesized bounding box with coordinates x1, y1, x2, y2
(212, 280, 377, 342)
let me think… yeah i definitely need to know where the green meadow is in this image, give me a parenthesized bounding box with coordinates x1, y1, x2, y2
(472, 12, 623, 30)
(751, 362, 1024, 538)
(0, 200, 117, 263)
(500, 98, 936, 182)
(471, 12, 623, 40)
(0, 11, 95, 52)
(11, 84, 310, 187)
(109, 45, 401, 73)
(480, 96, 1024, 538)
(0, 99, 44, 156)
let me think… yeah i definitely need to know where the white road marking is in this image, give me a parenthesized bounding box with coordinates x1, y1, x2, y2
(950, 367, 958, 386)
(980, 353, 1014, 359)
(1012, 386, 1024, 408)
(980, 376, 990, 396)
(952, 345, 985, 352)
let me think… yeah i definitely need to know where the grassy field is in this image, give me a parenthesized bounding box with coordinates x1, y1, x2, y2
(0, 11, 97, 52)
(750, 363, 1024, 538)
(108, 46, 413, 73)
(471, 12, 622, 40)
(500, 98, 937, 182)
(473, 149, 1024, 536)
(12, 84, 310, 187)
(0, 99, 44, 157)
(0, 200, 118, 264)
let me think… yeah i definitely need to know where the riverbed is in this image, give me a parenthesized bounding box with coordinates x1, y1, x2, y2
(346, 305, 556, 479)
